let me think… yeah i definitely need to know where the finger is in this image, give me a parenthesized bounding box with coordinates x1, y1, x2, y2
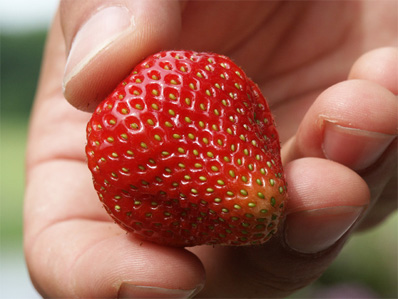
(26, 220, 204, 298)
(282, 79, 397, 230)
(191, 158, 370, 298)
(349, 47, 398, 95)
(61, 0, 182, 111)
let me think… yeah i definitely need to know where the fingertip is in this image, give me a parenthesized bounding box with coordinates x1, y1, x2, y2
(284, 158, 370, 214)
(349, 47, 398, 95)
(283, 158, 370, 253)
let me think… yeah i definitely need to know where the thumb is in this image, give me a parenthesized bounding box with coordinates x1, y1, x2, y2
(61, 0, 182, 111)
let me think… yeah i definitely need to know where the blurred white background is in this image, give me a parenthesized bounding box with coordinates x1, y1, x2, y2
(0, 0, 58, 32)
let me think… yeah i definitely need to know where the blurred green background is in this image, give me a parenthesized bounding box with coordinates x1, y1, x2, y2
(1, 21, 397, 299)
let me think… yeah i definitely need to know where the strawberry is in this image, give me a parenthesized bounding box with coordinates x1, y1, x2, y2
(86, 50, 287, 247)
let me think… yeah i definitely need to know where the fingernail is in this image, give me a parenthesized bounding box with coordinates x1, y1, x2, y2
(285, 206, 364, 254)
(322, 121, 396, 171)
(64, 6, 133, 88)
(118, 283, 202, 299)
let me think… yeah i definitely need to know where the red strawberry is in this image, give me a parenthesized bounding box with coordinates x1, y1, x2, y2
(86, 50, 287, 247)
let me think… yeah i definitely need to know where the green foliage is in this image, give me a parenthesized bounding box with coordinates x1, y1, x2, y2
(1, 30, 47, 118)
(0, 30, 46, 247)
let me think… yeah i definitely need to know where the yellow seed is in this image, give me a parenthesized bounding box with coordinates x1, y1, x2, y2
(152, 89, 159, 96)
(165, 121, 173, 128)
(227, 191, 234, 197)
(169, 93, 177, 100)
(151, 103, 159, 110)
(240, 189, 248, 196)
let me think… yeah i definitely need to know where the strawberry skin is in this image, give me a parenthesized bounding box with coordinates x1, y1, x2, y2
(86, 51, 287, 247)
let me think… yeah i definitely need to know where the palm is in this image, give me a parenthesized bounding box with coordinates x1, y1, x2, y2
(178, 1, 395, 143)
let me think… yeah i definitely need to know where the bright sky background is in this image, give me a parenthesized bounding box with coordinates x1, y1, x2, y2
(0, 0, 58, 32)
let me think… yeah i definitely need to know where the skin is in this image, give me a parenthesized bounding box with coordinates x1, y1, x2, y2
(25, 0, 397, 298)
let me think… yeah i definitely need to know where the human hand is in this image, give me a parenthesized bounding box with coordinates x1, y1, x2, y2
(25, 1, 397, 297)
